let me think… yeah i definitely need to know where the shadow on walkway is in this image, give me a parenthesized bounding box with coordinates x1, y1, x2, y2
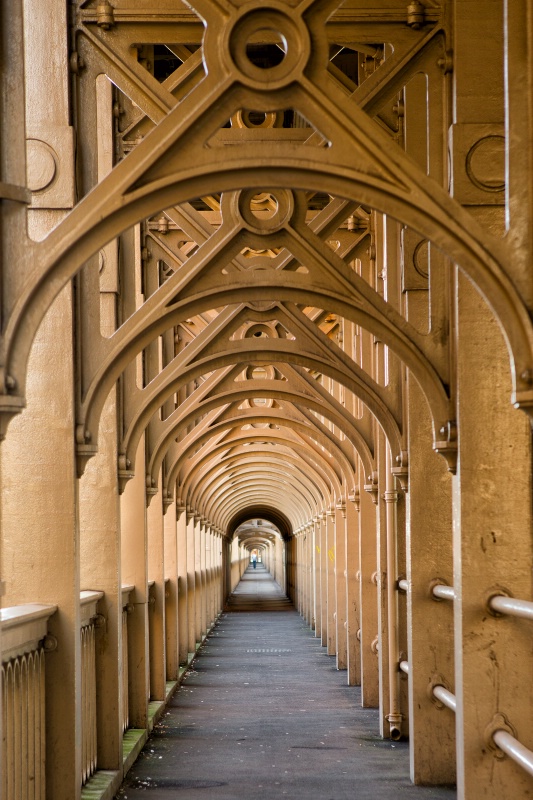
(116, 568, 456, 800)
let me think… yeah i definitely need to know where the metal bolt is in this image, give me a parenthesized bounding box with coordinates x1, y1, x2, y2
(347, 215, 357, 232)
(96, 0, 115, 29)
(407, 1, 425, 29)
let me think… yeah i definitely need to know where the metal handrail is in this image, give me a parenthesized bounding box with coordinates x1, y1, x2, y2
(489, 594, 533, 621)
(429, 586, 533, 616)
(493, 730, 533, 778)
(433, 685, 456, 712)
(432, 584, 455, 601)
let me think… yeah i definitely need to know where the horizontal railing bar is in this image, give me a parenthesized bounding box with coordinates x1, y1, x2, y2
(433, 685, 456, 712)
(493, 730, 533, 778)
(398, 579, 408, 592)
(489, 595, 533, 621)
(399, 660, 409, 675)
(432, 584, 455, 601)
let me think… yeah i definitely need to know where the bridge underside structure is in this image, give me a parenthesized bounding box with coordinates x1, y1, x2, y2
(1, 0, 533, 798)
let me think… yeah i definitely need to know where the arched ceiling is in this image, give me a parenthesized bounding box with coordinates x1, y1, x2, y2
(2, 0, 531, 538)
(229, 510, 292, 542)
(234, 515, 284, 555)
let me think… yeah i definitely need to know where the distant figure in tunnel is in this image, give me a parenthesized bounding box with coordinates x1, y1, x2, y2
(251, 553, 257, 569)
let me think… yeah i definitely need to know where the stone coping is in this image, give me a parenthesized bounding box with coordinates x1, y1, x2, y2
(0, 603, 57, 662)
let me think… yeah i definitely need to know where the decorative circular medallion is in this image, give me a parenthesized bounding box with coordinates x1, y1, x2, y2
(413, 239, 429, 279)
(466, 135, 505, 192)
(235, 188, 293, 234)
(98, 250, 106, 274)
(246, 365, 275, 381)
(231, 109, 282, 129)
(26, 139, 57, 192)
(228, 5, 310, 90)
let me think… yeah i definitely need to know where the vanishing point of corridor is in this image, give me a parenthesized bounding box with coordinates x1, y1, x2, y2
(117, 567, 455, 800)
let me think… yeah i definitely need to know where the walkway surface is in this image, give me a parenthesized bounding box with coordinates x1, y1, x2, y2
(116, 566, 456, 799)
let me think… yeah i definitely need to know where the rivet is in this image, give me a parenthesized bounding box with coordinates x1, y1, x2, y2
(69, 52, 85, 74)
(437, 50, 453, 74)
(42, 634, 58, 653)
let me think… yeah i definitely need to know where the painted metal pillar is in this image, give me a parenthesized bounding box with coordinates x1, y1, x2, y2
(313, 517, 321, 637)
(307, 523, 315, 628)
(319, 513, 328, 647)
(200, 519, 207, 637)
(186, 511, 197, 654)
(163, 497, 179, 682)
(0, 0, 81, 795)
(335, 502, 347, 670)
(360, 471, 379, 707)
(121, 438, 149, 728)
(346, 494, 361, 686)
(375, 431, 390, 736)
(405, 377, 455, 784)
(193, 514, 202, 644)
(453, 274, 533, 798)
(1, 286, 82, 799)
(177, 507, 189, 665)
(79, 374, 122, 771)
(147, 488, 166, 701)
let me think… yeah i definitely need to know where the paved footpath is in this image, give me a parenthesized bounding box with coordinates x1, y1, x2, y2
(116, 566, 456, 800)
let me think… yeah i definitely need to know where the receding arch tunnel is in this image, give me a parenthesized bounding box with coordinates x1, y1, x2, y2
(2, 2, 533, 798)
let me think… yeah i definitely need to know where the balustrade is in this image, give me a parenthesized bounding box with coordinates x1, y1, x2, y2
(1, 604, 56, 800)
(0, 560, 223, 795)
(122, 584, 134, 733)
(79, 591, 103, 785)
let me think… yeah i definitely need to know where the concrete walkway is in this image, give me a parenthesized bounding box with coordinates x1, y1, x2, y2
(116, 566, 456, 799)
